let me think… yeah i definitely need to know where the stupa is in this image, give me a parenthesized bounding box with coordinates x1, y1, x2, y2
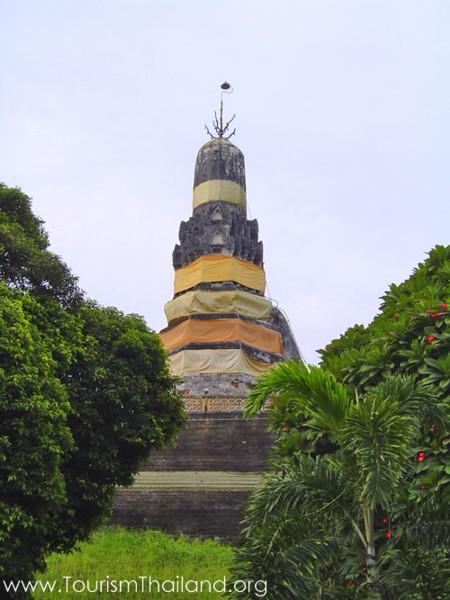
(112, 85, 300, 539)
(160, 84, 299, 412)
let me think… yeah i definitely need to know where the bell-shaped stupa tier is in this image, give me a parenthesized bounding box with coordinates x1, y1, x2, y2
(161, 136, 299, 410)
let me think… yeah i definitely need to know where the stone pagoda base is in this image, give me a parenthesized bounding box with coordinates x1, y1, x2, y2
(111, 411, 274, 541)
(180, 372, 255, 413)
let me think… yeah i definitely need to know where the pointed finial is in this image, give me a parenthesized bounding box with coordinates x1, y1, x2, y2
(205, 82, 236, 140)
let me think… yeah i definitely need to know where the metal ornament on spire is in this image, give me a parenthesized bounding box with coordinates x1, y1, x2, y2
(205, 82, 236, 140)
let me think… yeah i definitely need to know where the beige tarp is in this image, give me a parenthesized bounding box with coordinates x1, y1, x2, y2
(161, 318, 283, 354)
(169, 348, 275, 377)
(164, 289, 273, 323)
(174, 255, 266, 294)
(193, 179, 246, 210)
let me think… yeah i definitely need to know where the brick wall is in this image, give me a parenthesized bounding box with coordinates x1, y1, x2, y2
(111, 490, 250, 541)
(111, 409, 275, 541)
(141, 413, 274, 472)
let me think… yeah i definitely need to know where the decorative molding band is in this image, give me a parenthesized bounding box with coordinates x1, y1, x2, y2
(193, 179, 246, 210)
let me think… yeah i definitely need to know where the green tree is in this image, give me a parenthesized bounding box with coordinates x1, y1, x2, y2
(0, 185, 186, 593)
(320, 245, 449, 398)
(231, 247, 450, 599)
(58, 302, 185, 547)
(0, 183, 81, 307)
(0, 285, 74, 585)
(319, 244, 450, 515)
(231, 363, 449, 599)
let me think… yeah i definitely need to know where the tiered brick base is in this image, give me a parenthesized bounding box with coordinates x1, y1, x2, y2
(111, 411, 274, 541)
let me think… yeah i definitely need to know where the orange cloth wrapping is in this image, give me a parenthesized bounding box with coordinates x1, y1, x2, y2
(161, 318, 283, 354)
(169, 348, 275, 377)
(174, 255, 266, 294)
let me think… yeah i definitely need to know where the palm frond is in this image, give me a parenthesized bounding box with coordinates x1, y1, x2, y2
(375, 375, 448, 427)
(242, 455, 349, 530)
(343, 388, 415, 508)
(245, 361, 351, 438)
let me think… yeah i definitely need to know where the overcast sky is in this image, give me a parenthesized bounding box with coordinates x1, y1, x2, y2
(1, 0, 449, 363)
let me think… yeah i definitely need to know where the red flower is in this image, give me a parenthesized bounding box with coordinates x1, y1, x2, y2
(382, 517, 389, 524)
(281, 423, 290, 431)
(439, 303, 448, 310)
(431, 423, 439, 431)
(417, 451, 426, 462)
(431, 311, 442, 318)
(346, 579, 354, 586)
(427, 335, 436, 344)
(385, 530, 392, 539)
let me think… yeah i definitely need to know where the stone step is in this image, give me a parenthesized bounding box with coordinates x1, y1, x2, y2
(121, 471, 263, 491)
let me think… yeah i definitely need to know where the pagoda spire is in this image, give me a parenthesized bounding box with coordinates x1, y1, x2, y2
(159, 87, 300, 406)
(205, 82, 236, 140)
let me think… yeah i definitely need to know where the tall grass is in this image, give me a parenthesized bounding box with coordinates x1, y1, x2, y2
(35, 527, 234, 599)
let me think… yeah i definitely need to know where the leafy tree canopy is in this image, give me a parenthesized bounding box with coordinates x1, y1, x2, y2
(0, 183, 81, 307)
(232, 247, 449, 599)
(319, 244, 449, 395)
(0, 185, 185, 594)
(318, 244, 450, 496)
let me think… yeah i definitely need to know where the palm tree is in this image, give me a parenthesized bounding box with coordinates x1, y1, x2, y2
(230, 361, 449, 599)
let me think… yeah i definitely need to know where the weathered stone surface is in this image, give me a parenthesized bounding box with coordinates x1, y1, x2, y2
(183, 395, 249, 413)
(111, 414, 275, 541)
(271, 307, 301, 360)
(173, 202, 263, 269)
(111, 490, 250, 541)
(180, 372, 255, 397)
(140, 413, 275, 472)
(194, 138, 246, 189)
(128, 471, 262, 490)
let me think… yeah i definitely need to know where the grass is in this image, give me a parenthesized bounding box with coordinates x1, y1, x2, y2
(35, 527, 234, 599)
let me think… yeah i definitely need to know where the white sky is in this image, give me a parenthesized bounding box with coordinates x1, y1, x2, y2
(1, 0, 449, 363)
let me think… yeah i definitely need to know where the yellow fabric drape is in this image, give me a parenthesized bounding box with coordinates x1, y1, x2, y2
(193, 179, 246, 210)
(174, 255, 266, 294)
(160, 318, 283, 354)
(169, 348, 276, 377)
(164, 289, 273, 323)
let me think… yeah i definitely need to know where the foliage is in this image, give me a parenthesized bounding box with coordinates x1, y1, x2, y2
(58, 302, 185, 548)
(319, 244, 450, 524)
(33, 527, 233, 599)
(231, 247, 450, 599)
(0, 285, 73, 584)
(232, 364, 449, 599)
(319, 244, 450, 396)
(0, 185, 186, 595)
(0, 183, 81, 307)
